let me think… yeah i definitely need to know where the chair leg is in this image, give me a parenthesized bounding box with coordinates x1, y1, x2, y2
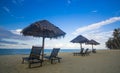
(40, 62, 42, 66)
(58, 59, 60, 63)
(22, 59, 24, 64)
(29, 63, 31, 68)
(73, 53, 75, 56)
(28, 60, 32, 68)
(40, 60, 42, 66)
(51, 59, 53, 64)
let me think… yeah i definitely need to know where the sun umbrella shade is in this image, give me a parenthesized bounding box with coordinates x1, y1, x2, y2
(71, 35, 89, 43)
(86, 39, 100, 50)
(86, 39, 100, 45)
(70, 35, 89, 49)
(21, 20, 66, 38)
(21, 20, 66, 62)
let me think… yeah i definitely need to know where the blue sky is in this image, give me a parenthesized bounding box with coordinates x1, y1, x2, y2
(0, 0, 120, 49)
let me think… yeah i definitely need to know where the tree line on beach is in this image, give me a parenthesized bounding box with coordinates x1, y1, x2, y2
(106, 28, 120, 49)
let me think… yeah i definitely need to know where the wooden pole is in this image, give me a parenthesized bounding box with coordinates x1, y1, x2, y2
(80, 43, 82, 52)
(92, 44, 93, 50)
(42, 37, 45, 61)
(80, 43, 82, 49)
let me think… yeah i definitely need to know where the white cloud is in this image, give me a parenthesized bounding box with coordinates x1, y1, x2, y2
(11, 29, 22, 35)
(46, 42, 80, 49)
(41, 29, 113, 49)
(66, 0, 72, 7)
(71, 17, 119, 49)
(92, 10, 98, 13)
(10, 14, 25, 18)
(67, 0, 71, 4)
(12, 0, 17, 4)
(82, 30, 113, 49)
(0, 27, 33, 47)
(2, 6, 10, 13)
(73, 17, 120, 35)
(2, 6, 24, 18)
(84, 30, 112, 40)
(12, 0, 24, 6)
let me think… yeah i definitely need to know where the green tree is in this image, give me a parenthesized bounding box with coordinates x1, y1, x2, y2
(106, 28, 120, 49)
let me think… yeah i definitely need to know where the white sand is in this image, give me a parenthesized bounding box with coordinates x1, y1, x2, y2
(0, 50, 120, 73)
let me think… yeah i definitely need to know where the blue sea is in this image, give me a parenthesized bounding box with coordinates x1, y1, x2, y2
(0, 49, 80, 55)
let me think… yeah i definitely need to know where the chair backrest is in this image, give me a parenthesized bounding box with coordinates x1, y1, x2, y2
(50, 48, 60, 58)
(80, 48, 84, 53)
(84, 48, 89, 53)
(29, 46, 42, 59)
(92, 49, 96, 53)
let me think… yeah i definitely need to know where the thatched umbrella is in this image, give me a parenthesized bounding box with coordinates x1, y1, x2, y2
(86, 39, 100, 50)
(21, 20, 66, 61)
(70, 35, 89, 51)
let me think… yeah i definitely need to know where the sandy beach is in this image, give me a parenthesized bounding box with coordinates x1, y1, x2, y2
(0, 50, 120, 73)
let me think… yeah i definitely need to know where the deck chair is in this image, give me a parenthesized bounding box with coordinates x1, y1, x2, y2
(92, 49, 96, 53)
(73, 48, 84, 56)
(22, 46, 43, 68)
(82, 48, 90, 56)
(44, 48, 62, 64)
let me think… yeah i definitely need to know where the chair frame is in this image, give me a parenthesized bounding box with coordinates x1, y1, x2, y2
(44, 48, 62, 64)
(73, 48, 84, 56)
(82, 49, 90, 56)
(22, 46, 43, 68)
(92, 49, 96, 53)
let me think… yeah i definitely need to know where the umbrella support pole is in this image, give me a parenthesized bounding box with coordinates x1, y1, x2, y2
(42, 37, 45, 62)
(80, 43, 82, 52)
(80, 43, 82, 49)
(92, 44, 93, 50)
